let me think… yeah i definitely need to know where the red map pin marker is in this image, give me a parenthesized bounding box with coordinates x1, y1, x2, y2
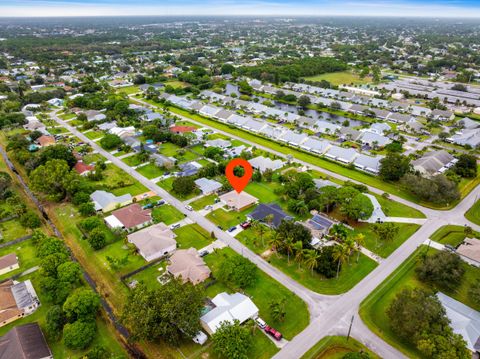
(225, 158, 253, 193)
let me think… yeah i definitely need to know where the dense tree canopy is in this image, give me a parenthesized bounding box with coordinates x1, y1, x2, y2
(212, 320, 253, 359)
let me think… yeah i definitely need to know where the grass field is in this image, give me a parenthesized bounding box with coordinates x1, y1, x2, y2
(157, 177, 200, 200)
(0, 218, 31, 242)
(122, 153, 148, 167)
(151, 204, 184, 225)
(190, 194, 218, 211)
(84, 130, 104, 140)
(206, 207, 251, 229)
(301, 336, 379, 359)
(303, 71, 372, 86)
(360, 245, 480, 358)
(136, 163, 164, 179)
(429, 225, 478, 247)
(353, 223, 420, 258)
(0, 238, 38, 282)
(465, 199, 480, 225)
(174, 223, 213, 250)
(374, 195, 425, 218)
(237, 228, 378, 294)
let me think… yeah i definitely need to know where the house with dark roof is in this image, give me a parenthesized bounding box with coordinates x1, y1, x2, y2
(247, 203, 292, 228)
(412, 150, 457, 177)
(0, 322, 52, 359)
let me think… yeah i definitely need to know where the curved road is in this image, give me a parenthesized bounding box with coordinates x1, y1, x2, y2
(51, 108, 480, 359)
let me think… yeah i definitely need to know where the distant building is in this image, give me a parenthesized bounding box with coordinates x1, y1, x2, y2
(90, 190, 132, 213)
(412, 150, 457, 177)
(0, 322, 52, 359)
(73, 161, 94, 176)
(248, 156, 284, 173)
(36, 135, 55, 147)
(194, 178, 222, 195)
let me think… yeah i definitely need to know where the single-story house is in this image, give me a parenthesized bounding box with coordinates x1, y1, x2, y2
(456, 237, 480, 267)
(359, 131, 391, 147)
(448, 129, 480, 148)
(151, 153, 176, 168)
(200, 292, 259, 335)
(167, 248, 211, 285)
(0, 323, 52, 359)
(219, 191, 258, 211)
(458, 117, 480, 130)
(109, 126, 135, 138)
(194, 178, 222, 195)
(300, 137, 331, 154)
(431, 109, 455, 121)
(249, 156, 284, 173)
(0, 280, 40, 328)
(248, 203, 292, 228)
(205, 139, 231, 149)
(353, 154, 384, 174)
(73, 161, 95, 176)
(90, 190, 132, 213)
(127, 223, 177, 262)
(387, 112, 415, 124)
(169, 125, 196, 134)
(178, 161, 202, 177)
(324, 146, 358, 164)
(412, 150, 457, 177)
(436, 292, 480, 353)
(36, 135, 55, 147)
(105, 204, 152, 231)
(303, 214, 335, 240)
(83, 110, 106, 122)
(314, 179, 340, 189)
(0, 254, 19, 276)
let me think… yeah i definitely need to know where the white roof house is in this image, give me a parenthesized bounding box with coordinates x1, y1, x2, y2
(314, 120, 341, 134)
(359, 131, 391, 147)
(200, 292, 259, 335)
(324, 146, 358, 164)
(278, 130, 308, 146)
(90, 190, 132, 213)
(437, 292, 480, 353)
(249, 156, 284, 173)
(300, 137, 331, 154)
(194, 178, 222, 195)
(353, 154, 384, 174)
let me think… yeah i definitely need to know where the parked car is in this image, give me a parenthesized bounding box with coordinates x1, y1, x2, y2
(255, 317, 266, 329)
(264, 326, 282, 340)
(185, 205, 193, 211)
(214, 198, 220, 203)
(217, 225, 223, 230)
(240, 221, 251, 229)
(199, 250, 209, 257)
(170, 223, 181, 230)
(445, 244, 456, 252)
(227, 226, 237, 232)
(204, 205, 213, 210)
(142, 203, 154, 209)
(156, 200, 166, 206)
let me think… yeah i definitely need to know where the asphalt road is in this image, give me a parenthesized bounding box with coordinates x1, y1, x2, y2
(52, 108, 480, 359)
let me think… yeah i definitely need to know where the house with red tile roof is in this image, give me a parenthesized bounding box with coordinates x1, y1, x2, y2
(73, 161, 95, 176)
(104, 203, 152, 231)
(169, 125, 196, 134)
(36, 135, 55, 147)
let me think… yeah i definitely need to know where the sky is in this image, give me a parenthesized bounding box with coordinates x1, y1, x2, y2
(1, 0, 480, 18)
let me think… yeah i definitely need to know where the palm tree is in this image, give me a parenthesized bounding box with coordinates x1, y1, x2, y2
(354, 233, 365, 263)
(251, 219, 267, 248)
(268, 234, 283, 256)
(344, 237, 356, 265)
(283, 236, 295, 264)
(303, 249, 320, 274)
(332, 244, 349, 279)
(294, 241, 304, 269)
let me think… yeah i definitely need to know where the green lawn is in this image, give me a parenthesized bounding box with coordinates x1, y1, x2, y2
(87, 163, 148, 196)
(96, 240, 146, 276)
(151, 204, 184, 225)
(136, 163, 165, 179)
(206, 207, 251, 229)
(429, 225, 478, 247)
(0, 219, 31, 242)
(374, 195, 425, 218)
(360, 246, 480, 358)
(465, 199, 480, 225)
(302, 336, 379, 359)
(126, 260, 167, 290)
(189, 144, 205, 156)
(190, 194, 218, 211)
(0, 238, 39, 282)
(303, 71, 372, 86)
(60, 113, 76, 121)
(84, 130, 104, 140)
(83, 153, 105, 164)
(203, 247, 309, 340)
(116, 85, 140, 94)
(158, 142, 181, 157)
(122, 154, 148, 167)
(237, 228, 378, 294)
(174, 223, 213, 250)
(353, 223, 420, 258)
(245, 181, 282, 203)
(157, 177, 200, 200)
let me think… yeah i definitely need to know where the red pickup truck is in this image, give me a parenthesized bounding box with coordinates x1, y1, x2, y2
(264, 326, 282, 340)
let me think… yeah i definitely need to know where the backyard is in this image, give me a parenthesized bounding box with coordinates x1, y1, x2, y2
(151, 204, 185, 225)
(173, 223, 213, 250)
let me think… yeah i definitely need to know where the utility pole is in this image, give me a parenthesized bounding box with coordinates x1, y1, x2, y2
(346, 315, 354, 341)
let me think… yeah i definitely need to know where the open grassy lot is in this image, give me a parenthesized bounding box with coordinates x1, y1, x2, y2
(189, 144, 206, 155)
(360, 246, 480, 358)
(0, 270, 127, 359)
(157, 177, 200, 200)
(136, 163, 165, 179)
(158, 142, 181, 156)
(126, 261, 167, 290)
(245, 181, 282, 203)
(116, 85, 140, 94)
(59, 113, 76, 121)
(152, 204, 184, 225)
(87, 163, 148, 196)
(303, 71, 372, 86)
(84, 130, 104, 140)
(429, 225, 478, 247)
(0, 218, 31, 242)
(374, 195, 425, 218)
(190, 194, 218, 211)
(465, 199, 480, 225)
(203, 247, 309, 340)
(83, 152, 105, 164)
(237, 228, 378, 294)
(122, 153, 148, 167)
(174, 223, 213, 250)
(353, 223, 420, 258)
(0, 238, 38, 282)
(206, 207, 251, 229)
(302, 335, 379, 359)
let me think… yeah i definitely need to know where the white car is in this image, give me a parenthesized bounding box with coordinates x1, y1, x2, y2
(170, 223, 181, 230)
(255, 317, 266, 329)
(185, 205, 193, 211)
